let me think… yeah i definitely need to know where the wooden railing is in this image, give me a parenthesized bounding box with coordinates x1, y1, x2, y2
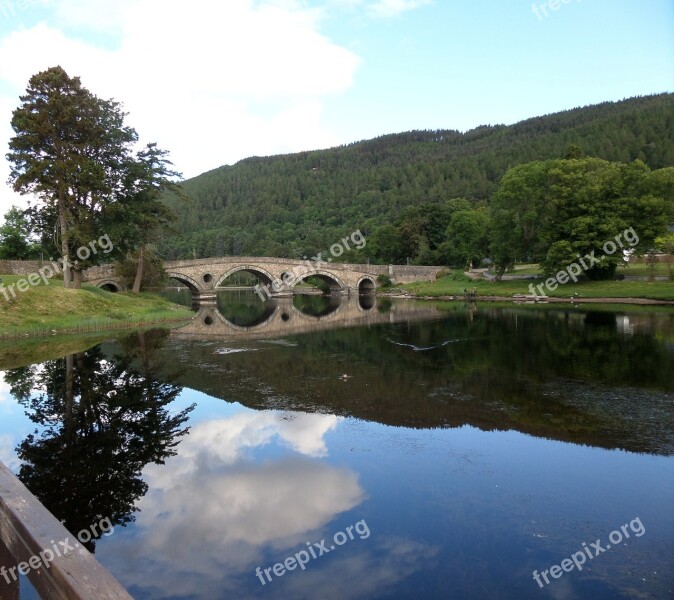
(0, 461, 133, 599)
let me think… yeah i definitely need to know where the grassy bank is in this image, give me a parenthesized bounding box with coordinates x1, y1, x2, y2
(0, 275, 193, 338)
(400, 271, 674, 301)
(508, 262, 673, 278)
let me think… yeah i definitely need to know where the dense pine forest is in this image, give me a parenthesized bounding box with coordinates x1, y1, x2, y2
(161, 94, 674, 264)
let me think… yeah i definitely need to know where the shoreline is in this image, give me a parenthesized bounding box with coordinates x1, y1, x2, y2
(3, 287, 672, 342)
(379, 292, 674, 306)
(0, 281, 195, 340)
(0, 315, 194, 340)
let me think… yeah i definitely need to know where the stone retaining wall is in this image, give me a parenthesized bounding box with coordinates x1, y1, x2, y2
(0, 260, 115, 280)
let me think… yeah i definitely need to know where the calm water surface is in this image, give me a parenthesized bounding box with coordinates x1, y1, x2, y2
(1, 294, 673, 599)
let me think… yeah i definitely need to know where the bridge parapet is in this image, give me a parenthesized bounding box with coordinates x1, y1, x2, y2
(0, 258, 443, 300)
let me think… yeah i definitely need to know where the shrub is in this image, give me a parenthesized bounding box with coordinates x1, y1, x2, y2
(377, 274, 393, 288)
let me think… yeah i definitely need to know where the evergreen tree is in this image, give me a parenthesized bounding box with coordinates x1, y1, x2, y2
(7, 66, 138, 287)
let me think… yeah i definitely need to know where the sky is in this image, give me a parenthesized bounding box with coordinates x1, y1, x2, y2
(0, 0, 672, 216)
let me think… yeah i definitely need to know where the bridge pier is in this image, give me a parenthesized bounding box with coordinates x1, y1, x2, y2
(193, 292, 217, 304)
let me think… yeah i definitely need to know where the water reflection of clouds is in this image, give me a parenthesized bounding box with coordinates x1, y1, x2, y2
(281, 536, 440, 600)
(101, 410, 378, 598)
(0, 373, 21, 470)
(0, 433, 20, 471)
(140, 458, 364, 550)
(147, 411, 342, 489)
(0, 373, 15, 412)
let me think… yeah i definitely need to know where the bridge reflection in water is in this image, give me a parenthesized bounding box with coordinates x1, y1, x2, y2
(172, 292, 446, 339)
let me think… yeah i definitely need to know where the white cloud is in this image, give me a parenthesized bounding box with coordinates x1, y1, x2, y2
(0, 0, 361, 216)
(0, 0, 432, 218)
(51, 0, 137, 33)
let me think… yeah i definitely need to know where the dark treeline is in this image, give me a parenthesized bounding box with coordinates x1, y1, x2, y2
(161, 94, 674, 263)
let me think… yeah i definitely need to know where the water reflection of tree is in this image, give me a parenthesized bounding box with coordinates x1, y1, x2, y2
(4, 332, 194, 552)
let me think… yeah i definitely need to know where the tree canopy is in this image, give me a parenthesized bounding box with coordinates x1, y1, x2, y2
(491, 158, 673, 278)
(159, 93, 674, 263)
(0, 206, 39, 260)
(6, 66, 181, 289)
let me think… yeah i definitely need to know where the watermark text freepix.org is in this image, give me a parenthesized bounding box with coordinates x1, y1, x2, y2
(532, 0, 584, 21)
(254, 229, 366, 302)
(0, 516, 114, 584)
(532, 516, 645, 588)
(0, 234, 114, 303)
(529, 226, 638, 298)
(255, 519, 370, 585)
(0, 0, 46, 21)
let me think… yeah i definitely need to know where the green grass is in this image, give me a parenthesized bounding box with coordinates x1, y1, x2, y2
(487, 262, 673, 278)
(619, 263, 673, 277)
(402, 270, 674, 301)
(0, 274, 193, 338)
(509, 264, 543, 276)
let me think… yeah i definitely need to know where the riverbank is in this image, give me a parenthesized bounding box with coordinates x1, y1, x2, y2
(0, 275, 193, 338)
(396, 274, 674, 304)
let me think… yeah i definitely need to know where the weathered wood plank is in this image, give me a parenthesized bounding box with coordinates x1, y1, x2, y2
(0, 461, 133, 599)
(0, 537, 19, 600)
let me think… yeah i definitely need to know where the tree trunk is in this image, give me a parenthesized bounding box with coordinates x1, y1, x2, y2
(57, 181, 71, 289)
(132, 245, 145, 293)
(138, 330, 148, 368)
(72, 268, 83, 289)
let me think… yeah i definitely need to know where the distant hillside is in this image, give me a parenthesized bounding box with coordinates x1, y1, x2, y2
(161, 93, 674, 260)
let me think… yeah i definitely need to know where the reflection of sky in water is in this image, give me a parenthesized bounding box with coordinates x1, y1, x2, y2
(1, 363, 673, 599)
(90, 391, 442, 600)
(0, 371, 32, 471)
(85, 389, 673, 600)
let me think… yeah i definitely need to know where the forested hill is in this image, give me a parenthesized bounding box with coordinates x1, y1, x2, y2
(161, 93, 674, 260)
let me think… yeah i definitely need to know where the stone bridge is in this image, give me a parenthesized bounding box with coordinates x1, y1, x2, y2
(161, 257, 442, 302)
(1, 258, 443, 300)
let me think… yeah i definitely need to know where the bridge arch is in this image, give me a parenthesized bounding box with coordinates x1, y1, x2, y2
(357, 276, 376, 295)
(292, 270, 346, 293)
(215, 265, 275, 288)
(96, 280, 122, 292)
(166, 272, 202, 294)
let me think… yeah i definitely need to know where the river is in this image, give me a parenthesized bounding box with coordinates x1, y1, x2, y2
(0, 293, 672, 599)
